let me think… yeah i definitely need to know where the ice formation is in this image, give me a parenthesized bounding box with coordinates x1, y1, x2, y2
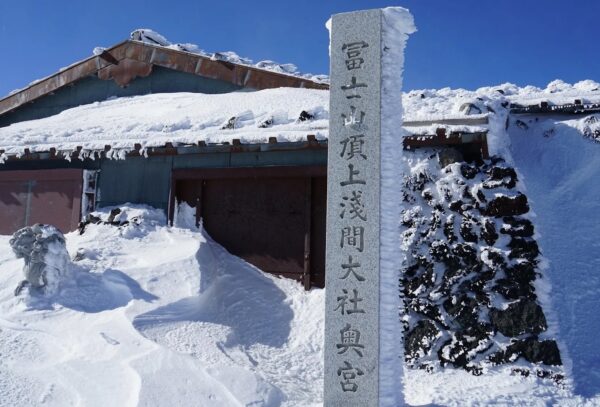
(9, 224, 70, 296)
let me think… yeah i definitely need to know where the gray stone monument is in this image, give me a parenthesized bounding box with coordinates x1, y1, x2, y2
(324, 7, 415, 406)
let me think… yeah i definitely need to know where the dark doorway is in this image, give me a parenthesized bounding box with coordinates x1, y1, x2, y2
(171, 167, 326, 289)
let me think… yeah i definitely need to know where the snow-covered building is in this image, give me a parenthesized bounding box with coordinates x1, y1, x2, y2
(2, 29, 600, 405)
(0, 31, 329, 288)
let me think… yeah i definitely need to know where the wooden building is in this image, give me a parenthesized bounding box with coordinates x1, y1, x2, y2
(0, 39, 329, 288)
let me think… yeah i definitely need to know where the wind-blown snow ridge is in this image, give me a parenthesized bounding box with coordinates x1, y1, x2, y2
(378, 7, 416, 407)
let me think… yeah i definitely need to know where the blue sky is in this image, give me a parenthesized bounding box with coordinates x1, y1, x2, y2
(1, 0, 599, 98)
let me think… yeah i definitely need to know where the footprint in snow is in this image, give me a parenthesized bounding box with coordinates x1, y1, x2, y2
(100, 332, 120, 345)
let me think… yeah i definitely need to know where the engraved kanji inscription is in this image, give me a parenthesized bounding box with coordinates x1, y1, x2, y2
(340, 255, 365, 282)
(337, 323, 365, 357)
(340, 135, 367, 161)
(342, 41, 369, 70)
(339, 190, 367, 221)
(337, 361, 364, 392)
(341, 226, 364, 252)
(341, 76, 368, 99)
(340, 164, 366, 187)
(342, 106, 366, 127)
(335, 288, 365, 315)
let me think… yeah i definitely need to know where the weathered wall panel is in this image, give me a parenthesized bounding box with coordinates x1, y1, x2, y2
(0, 169, 82, 235)
(202, 177, 307, 278)
(173, 166, 327, 287)
(96, 149, 327, 213)
(97, 156, 173, 210)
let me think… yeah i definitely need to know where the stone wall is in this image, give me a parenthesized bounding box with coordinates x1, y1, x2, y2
(400, 154, 562, 379)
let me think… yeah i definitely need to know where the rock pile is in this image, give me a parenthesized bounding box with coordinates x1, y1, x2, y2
(400, 156, 562, 378)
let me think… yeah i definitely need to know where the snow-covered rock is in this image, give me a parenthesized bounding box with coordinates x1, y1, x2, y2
(399, 155, 562, 380)
(9, 224, 70, 296)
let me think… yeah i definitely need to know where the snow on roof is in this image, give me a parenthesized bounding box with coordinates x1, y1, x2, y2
(0, 88, 329, 160)
(128, 28, 329, 85)
(1, 80, 599, 161)
(403, 80, 600, 121)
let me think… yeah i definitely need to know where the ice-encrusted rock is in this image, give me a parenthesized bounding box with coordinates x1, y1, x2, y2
(482, 193, 529, 217)
(490, 338, 562, 366)
(399, 155, 561, 377)
(10, 224, 70, 296)
(490, 299, 547, 337)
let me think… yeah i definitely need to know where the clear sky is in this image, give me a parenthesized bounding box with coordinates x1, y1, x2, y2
(1, 0, 599, 98)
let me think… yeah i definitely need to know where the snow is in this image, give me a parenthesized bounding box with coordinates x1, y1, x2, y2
(509, 114, 600, 399)
(0, 88, 329, 159)
(2, 79, 599, 162)
(2, 74, 600, 405)
(379, 6, 416, 406)
(396, 84, 600, 406)
(128, 28, 329, 84)
(0, 205, 324, 406)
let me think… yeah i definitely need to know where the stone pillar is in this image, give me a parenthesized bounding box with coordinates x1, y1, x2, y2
(324, 7, 415, 407)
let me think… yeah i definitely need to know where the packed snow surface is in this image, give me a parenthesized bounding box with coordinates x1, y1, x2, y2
(1, 202, 598, 406)
(0, 206, 324, 406)
(509, 113, 600, 399)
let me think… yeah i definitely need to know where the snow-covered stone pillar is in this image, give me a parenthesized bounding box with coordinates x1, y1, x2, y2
(324, 8, 415, 406)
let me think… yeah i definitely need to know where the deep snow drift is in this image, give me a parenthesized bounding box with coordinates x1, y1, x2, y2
(1, 79, 599, 161)
(509, 113, 600, 399)
(0, 88, 329, 159)
(0, 206, 324, 407)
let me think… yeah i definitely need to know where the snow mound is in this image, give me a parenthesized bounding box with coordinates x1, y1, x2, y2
(0, 204, 324, 406)
(508, 113, 600, 400)
(3, 78, 598, 161)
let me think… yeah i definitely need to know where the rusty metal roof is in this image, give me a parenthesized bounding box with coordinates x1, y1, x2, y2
(0, 40, 329, 118)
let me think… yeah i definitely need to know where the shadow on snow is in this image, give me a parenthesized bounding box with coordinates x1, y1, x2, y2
(132, 233, 293, 349)
(25, 265, 158, 313)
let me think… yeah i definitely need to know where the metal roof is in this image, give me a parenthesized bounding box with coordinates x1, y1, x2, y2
(0, 40, 329, 118)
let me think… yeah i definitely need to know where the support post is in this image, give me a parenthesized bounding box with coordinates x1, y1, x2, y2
(303, 177, 313, 290)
